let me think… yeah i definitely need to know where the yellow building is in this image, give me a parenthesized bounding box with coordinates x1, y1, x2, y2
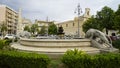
(0, 5, 18, 34)
(22, 18, 32, 27)
(56, 8, 91, 38)
(21, 18, 32, 31)
(35, 19, 53, 31)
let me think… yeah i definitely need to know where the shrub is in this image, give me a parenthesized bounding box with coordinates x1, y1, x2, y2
(0, 51, 51, 68)
(112, 39, 120, 49)
(0, 40, 7, 49)
(5, 39, 12, 45)
(0, 39, 13, 50)
(93, 53, 120, 68)
(61, 49, 91, 68)
(61, 49, 120, 68)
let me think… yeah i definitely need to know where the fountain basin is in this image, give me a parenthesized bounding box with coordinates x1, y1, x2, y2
(11, 38, 101, 59)
(20, 38, 91, 48)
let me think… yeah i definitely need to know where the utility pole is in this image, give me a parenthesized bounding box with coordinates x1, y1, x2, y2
(74, 3, 82, 38)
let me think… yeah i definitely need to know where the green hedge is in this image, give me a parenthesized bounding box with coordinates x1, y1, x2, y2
(61, 49, 120, 68)
(93, 53, 120, 68)
(0, 51, 50, 68)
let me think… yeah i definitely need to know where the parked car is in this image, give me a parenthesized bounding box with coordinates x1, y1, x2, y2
(4, 34, 15, 39)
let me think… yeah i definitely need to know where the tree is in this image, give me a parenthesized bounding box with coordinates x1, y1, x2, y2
(48, 23, 57, 35)
(96, 6, 115, 34)
(24, 25, 30, 32)
(83, 6, 115, 34)
(0, 21, 7, 36)
(114, 4, 120, 33)
(82, 16, 103, 33)
(31, 24, 39, 34)
(39, 26, 46, 35)
(115, 4, 120, 15)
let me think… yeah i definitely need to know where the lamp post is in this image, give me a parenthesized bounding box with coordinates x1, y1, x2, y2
(46, 16, 49, 36)
(75, 3, 82, 38)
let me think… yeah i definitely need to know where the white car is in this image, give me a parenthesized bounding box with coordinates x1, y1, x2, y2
(4, 34, 15, 39)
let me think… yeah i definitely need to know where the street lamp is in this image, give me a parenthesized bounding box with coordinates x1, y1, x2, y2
(46, 16, 49, 36)
(74, 3, 82, 38)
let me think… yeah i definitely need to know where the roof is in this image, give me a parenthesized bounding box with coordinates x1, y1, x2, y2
(0, 4, 18, 13)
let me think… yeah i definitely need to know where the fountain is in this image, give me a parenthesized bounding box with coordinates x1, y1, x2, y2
(57, 26, 64, 39)
(11, 29, 119, 59)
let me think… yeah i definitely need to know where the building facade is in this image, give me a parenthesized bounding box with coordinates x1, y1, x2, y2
(35, 20, 53, 31)
(22, 18, 32, 30)
(0, 5, 18, 34)
(56, 8, 91, 37)
(17, 18, 32, 34)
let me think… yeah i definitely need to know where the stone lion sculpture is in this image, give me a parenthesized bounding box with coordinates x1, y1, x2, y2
(85, 29, 113, 48)
(17, 31, 31, 38)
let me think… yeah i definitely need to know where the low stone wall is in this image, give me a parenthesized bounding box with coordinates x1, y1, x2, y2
(20, 38, 91, 48)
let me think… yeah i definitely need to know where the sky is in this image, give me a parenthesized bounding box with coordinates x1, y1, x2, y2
(0, 0, 120, 23)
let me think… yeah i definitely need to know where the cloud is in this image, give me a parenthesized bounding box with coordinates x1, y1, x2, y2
(0, 0, 120, 22)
